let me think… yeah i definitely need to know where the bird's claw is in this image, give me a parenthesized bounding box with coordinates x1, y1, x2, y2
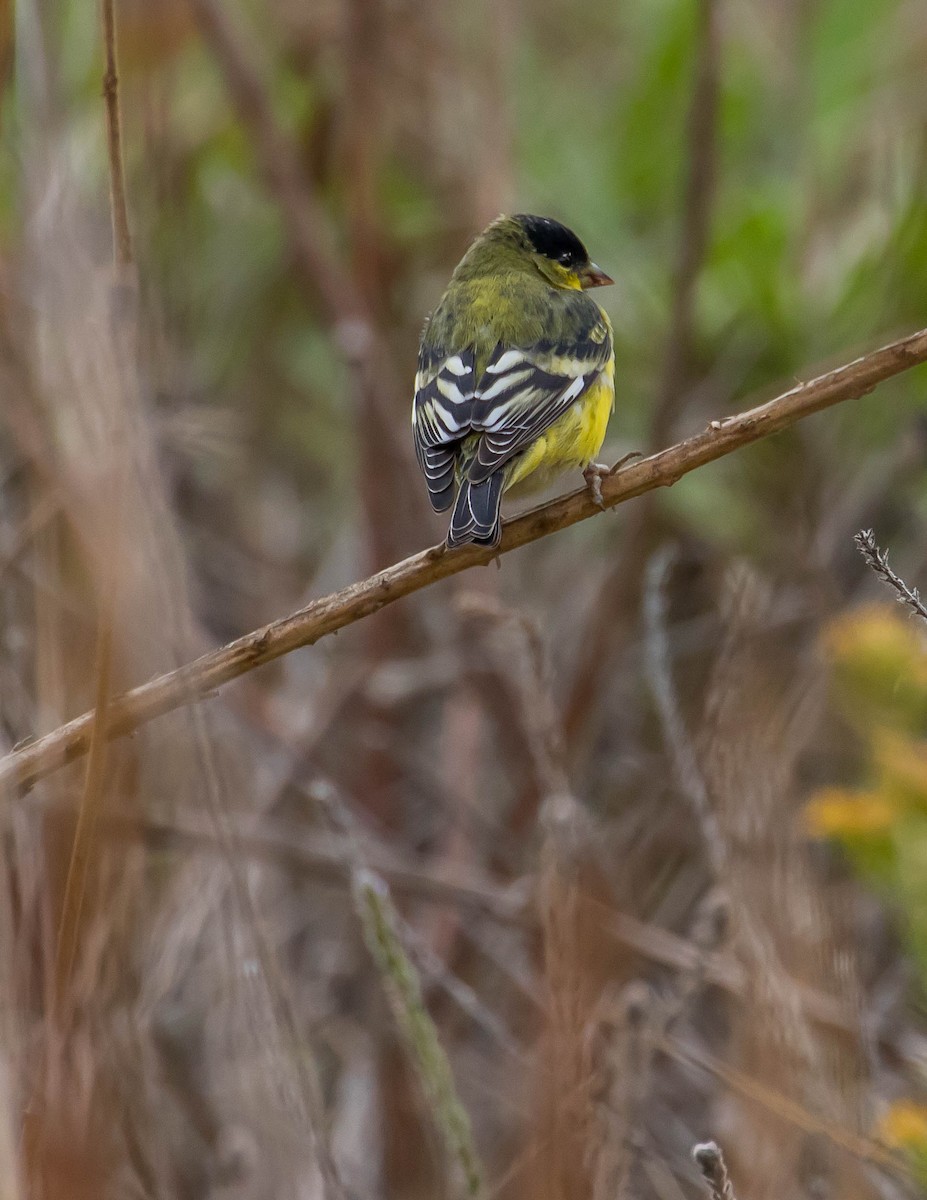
(583, 462, 608, 510)
(609, 450, 644, 474)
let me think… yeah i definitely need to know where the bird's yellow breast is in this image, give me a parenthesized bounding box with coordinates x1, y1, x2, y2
(505, 360, 615, 495)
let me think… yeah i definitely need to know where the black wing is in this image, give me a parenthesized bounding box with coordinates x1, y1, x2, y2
(412, 308, 612, 507)
(412, 346, 477, 512)
(466, 317, 612, 484)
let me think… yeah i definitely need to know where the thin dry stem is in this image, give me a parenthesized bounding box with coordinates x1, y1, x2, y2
(188, 703, 349, 1200)
(352, 869, 484, 1198)
(855, 528, 927, 622)
(98, 809, 879, 1046)
(594, 896, 729, 1200)
(99, 0, 132, 268)
(53, 612, 113, 1014)
(400, 917, 524, 1059)
(4, 323, 927, 793)
(55, 0, 132, 1014)
(561, 0, 721, 749)
(667, 1025, 901, 1172)
(692, 1141, 737, 1200)
(613, 983, 654, 1200)
(186, 0, 361, 327)
(643, 546, 726, 876)
(652, 0, 720, 443)
(187, 0, 422, 577)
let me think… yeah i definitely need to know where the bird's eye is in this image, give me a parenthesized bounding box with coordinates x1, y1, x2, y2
(557, 252, 573, 266)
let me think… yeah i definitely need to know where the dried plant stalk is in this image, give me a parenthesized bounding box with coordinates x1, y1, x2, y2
(352, 868, 483, 1198)
(692, 1141, 738, 1200)
(99, 0, 132, 268)
(855, 529, 927, 623)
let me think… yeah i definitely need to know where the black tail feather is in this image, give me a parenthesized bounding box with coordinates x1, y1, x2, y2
(446, 473, 504, 548)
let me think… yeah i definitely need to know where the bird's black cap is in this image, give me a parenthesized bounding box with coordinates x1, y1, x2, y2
(514, 214, 589, 266)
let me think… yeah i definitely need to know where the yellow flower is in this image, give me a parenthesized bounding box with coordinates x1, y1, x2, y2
(822, 605, 927, 732)
(874, 728, 927, 804)
(823, 605, 927, 673)
(878, 1101, 927, 1149)
(803, 788, 896, 837)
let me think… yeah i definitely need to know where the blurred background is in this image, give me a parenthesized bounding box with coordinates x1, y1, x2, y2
(2, 0, 927, 1196)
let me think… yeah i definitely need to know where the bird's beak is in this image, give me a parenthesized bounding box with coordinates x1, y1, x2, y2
(578, 261, 614, 289)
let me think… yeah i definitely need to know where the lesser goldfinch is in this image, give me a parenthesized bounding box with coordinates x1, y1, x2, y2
(413, 213, 615, 548)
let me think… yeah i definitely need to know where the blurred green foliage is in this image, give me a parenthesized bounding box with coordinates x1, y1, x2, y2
(18, 0, 924, 566)
(809, 602, 927, 1181)
(811, 605, 927, 982)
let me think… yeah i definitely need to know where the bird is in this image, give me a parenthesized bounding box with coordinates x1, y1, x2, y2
(412, 213, 616, 549)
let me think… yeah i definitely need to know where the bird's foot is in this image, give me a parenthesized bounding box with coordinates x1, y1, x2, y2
(583, 462, 609, 510)
(608, 450, 644, 474)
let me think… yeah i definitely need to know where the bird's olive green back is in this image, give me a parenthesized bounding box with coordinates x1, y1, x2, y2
(422, 271, 607, 379)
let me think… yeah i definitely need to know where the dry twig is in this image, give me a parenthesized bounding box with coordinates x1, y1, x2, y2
(352, 869, 484, 1198)
(186, 0, 361, 326)
(652, 0, 720, 442)
(643, 546, 725, 876)
(672, 1040, 900, 1172)
(692, 1141, 738, 1200)
(561, 0, 722, 750)
(99, 0, 132, 268)
(54, 0, 134, 1010)
(4, 324, 927, 793)
(854, 528, 927, 622)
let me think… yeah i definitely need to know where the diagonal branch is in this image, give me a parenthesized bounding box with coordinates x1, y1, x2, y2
(4, 326, 927, 793)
